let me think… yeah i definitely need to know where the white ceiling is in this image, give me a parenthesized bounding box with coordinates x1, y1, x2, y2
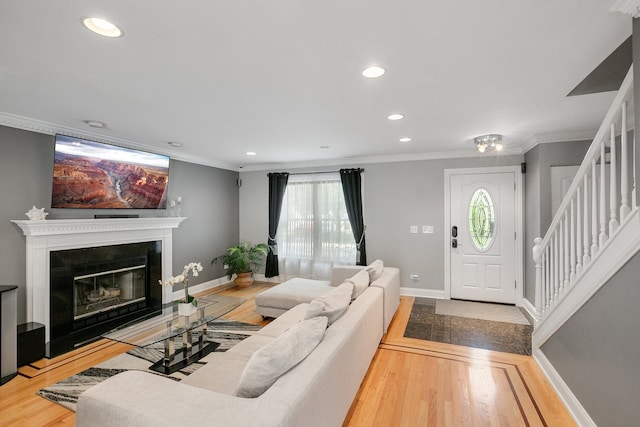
(0, 1, 632, 171)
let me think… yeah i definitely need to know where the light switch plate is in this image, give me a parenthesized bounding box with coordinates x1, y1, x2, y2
(423, 225, 434, 234)
(410, 225, 418, 234)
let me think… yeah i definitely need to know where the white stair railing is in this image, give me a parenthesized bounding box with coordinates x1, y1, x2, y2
(532, 66, 635, 325)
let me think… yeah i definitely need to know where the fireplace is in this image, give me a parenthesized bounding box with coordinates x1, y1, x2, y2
(49, 242, 162, 356)
(12, 217, 185, 357)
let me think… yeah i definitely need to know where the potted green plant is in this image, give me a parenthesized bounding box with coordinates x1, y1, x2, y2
(211, 242, 268, 288)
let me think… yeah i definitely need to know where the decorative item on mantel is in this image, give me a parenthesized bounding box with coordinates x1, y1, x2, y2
(25, 206, 48, 220)
(159, 262, 203, 316)
(168, 196, 182, 217)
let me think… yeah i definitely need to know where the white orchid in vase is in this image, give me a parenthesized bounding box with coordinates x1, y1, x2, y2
(159, 261, 204, 305)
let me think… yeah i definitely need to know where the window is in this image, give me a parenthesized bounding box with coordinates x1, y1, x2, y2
(278, 173, 356, 263)
(468, 188, 495, 252)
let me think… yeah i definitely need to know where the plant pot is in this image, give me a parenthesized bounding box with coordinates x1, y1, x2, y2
(234, 272, 254, 288)
(178, 302, 197, 316)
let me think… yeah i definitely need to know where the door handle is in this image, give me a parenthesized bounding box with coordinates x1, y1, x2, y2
(452, 238, 458, 248)
(452, 226, 458, 237)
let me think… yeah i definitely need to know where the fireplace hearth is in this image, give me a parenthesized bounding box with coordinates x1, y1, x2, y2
(49, 242, 162, 356)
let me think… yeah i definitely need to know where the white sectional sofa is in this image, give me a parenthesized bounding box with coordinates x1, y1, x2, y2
(256, 263, 400, 332)
(76, 283, 385, 427)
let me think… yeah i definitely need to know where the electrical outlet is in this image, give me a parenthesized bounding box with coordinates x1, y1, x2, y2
(410, 274, 420, 280)
(423, 225, 434, 234)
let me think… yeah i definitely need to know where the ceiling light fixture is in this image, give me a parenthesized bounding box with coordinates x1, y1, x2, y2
(474, 134, 503, 153)
(82, 17, 123, 38)
(246, 151, 257, 156)
(387, 113, 404, 121)
(362, 66, 385, 78)
(167, 141, 183, 148)
(399, 137, 412, 143)
(84, 120, 106, 128)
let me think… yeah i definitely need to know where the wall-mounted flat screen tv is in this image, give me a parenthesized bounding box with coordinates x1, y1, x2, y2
(52, 134, 170, 209)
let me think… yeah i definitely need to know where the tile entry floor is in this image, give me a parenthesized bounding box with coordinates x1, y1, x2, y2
(403, 297, 533, 355)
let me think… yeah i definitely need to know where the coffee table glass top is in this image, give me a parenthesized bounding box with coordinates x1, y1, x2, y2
(102, 294, 245, 348)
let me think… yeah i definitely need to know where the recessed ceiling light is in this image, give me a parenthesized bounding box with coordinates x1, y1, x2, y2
(84, 120, 106, 128)
(399, 137, 412, 143)
(82, 17, 123, 38)
(167, 142, 183, 148)
(362, 66, 385, 78)
(246, 151, 257, 156)
(387, 113, 404, 121)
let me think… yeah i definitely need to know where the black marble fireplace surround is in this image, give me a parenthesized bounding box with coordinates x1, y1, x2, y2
(49, 241, 162, 357)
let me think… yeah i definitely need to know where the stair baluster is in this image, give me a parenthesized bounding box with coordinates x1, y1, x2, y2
(532, 66, 635, 328)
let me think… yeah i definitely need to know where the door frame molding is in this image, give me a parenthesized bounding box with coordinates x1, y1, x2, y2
(443, 166, 524, 305)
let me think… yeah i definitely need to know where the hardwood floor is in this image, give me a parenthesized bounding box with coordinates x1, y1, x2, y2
(0, 286, 574, 426)
(343, 297, 576, 427)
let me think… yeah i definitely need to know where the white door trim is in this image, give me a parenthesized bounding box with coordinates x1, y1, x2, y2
(444, 166, 524, 305)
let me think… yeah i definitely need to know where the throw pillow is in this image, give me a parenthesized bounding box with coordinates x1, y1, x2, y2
(366, 259, 384, 283)
(304, 282, 353, 325)
(344, 269, 370, 300)
(235, 316, 328, 398)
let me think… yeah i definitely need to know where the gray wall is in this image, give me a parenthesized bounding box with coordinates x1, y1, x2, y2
(0, 125, 239, 323)
(523, 140, 590, 302)
(167, 160, 240, 286)
(240, 154, 523, 291)
(541, 250, 640, 426)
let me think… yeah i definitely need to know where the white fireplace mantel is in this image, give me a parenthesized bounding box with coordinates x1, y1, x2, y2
(12, 217, 186, 343)
(12, 217, 186, 236)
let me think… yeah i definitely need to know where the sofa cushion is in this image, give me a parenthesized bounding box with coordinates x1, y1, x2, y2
(366, 259, 384, 282)
(254, 278, 332, 311)
(304, 282, 353, 325)
(257, 303, 308, 338)
(235, 316, 328, 398)
(344, 269, 370, 300)
(181, 334, 274, 394)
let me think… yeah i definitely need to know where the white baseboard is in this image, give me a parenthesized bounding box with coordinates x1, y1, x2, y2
(252, 273, 280, 283)
(521, 298, 540, 327)
(400, 287, 445, 299)
(171, 276, 229, 301)
(533, 348, 596, 427)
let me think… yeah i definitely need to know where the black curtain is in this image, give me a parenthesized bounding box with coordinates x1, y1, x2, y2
(340, 168, 367, 265)
(265, 172, 289, 277)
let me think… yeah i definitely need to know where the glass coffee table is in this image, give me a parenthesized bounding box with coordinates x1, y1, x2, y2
(103, 294, 245, 374)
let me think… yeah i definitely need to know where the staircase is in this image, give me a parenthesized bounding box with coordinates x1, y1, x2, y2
(532, 67, 636, 347)
(529, 67, 638, 425)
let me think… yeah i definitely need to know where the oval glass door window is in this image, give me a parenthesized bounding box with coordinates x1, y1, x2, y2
(468, 188, 496, 252)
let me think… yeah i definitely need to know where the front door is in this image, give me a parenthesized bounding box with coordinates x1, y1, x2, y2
(449, 172, 516, 304)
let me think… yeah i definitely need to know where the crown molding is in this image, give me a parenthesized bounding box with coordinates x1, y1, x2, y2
(521, 130, 598, 154)
(3, 110, 601, 173)
(0, 112, 238, 171)
(238, 148, 526, 172)
(611, 0, 640, 17)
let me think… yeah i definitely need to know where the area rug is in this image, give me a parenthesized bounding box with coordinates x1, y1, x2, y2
(435, 299, 530, 325)
(37, 319, 261, 412)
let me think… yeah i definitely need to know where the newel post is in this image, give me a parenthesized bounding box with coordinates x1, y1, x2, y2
(532, 237, 543, 322)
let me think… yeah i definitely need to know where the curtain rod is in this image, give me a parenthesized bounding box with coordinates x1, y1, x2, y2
(287, 168, 365, 176)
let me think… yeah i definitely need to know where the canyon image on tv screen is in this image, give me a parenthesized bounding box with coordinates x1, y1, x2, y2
(52, 135, 170, 209)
